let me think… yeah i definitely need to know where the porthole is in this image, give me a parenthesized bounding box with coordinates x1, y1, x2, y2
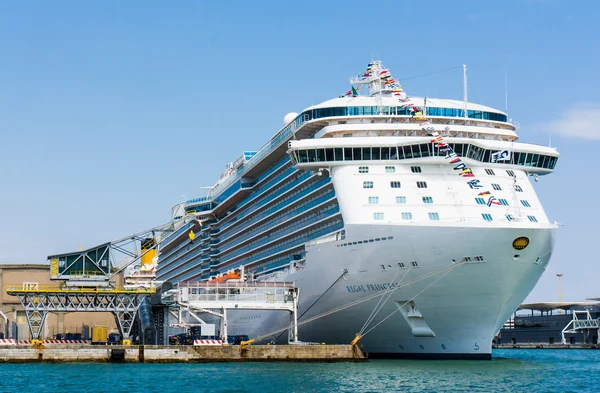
(513, 254, 521, 260)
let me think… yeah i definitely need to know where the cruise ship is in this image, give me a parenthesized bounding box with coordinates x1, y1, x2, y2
(157, 61, 559, 359)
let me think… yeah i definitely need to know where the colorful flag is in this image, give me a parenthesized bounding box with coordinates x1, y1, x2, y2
(478, 191, 491, 196)
(450, 158, 461, 164)
(491, 150, 511, 162)
(454, 163, 467, 170)
(430, 136, 443, 143)
(352, 87, 358, 97)
(459, 168, 472, 175)
(487, 196, 501, 207)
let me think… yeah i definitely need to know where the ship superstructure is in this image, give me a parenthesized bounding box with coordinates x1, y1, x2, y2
(157, 61, 559, 359)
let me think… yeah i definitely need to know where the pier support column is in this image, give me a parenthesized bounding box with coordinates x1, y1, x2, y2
(221, 308, 228, 343)
(57, 312, 64, 337)
(288, 288, 299, 343)
(25, 310, 48, 340)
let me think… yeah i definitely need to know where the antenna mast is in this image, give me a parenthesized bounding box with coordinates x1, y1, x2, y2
(505, 69, 509, 115)
(462, 64, 468, 118)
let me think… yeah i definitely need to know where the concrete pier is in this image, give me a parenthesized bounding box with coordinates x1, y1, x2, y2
(0, 344, 367, 363)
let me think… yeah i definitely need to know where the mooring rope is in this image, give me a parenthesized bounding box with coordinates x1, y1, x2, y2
(249, 262, 464, 343)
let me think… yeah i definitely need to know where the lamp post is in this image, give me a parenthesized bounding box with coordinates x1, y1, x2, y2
(557, 273, 564, 314)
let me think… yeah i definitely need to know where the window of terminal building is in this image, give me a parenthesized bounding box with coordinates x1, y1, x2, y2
(390, 181, 401, 188)
(373, 212, 385, 220)
(520, 200, 531, 207)
(385, 166, 396, 173)
(422, 196, 433, 204)
(396, 196, 407, 204)
(481, 213, 493, 222)
(417, 181, 427, 188)
(368, 197, 379, 204)
(411, 166, 422, 173)
(363, 181, 373, 188)
(359, 166, 369, 173)
(401, 212, 412, 220)
(492, 183, 502, 191)
(485, 169, 496, 176)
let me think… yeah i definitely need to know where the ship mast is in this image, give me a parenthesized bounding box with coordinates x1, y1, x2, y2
(463, 64, 468, 118)
(349, 60, 387, 114)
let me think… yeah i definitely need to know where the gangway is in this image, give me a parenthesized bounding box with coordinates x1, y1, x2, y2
(6, 284, 154, 341)
(165, 281, 300, 343)
(561, 310, 600, 344)
(47, 221, 182, 288)
(5, 217, 201, 342)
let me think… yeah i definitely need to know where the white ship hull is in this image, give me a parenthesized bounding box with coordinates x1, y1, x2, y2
(228, 223, 556, 359)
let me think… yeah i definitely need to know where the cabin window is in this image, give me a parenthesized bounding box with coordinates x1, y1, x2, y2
(396, 196, 407, 204)
(416, 181, 427, 188)
(359, 166, 369, 173)
(411, 166, 422, 173)
(422, 196, 434, 204)
(428, 212, 440, 221)
(363, 181, 373, 188)
(368, 197, 379, 204)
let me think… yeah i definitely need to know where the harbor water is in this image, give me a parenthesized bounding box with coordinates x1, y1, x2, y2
(2, 349, 598, 392)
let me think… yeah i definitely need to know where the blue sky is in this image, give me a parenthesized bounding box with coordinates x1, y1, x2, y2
(0, 0, 598, 302)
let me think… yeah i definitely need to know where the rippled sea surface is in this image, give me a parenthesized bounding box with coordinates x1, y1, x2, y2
(1, 349, 598, 392)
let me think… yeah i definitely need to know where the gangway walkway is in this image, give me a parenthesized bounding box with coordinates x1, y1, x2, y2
(6, 283, 154, 341)
(164, 281, 299, 342)
(561, 310, 600, 344)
